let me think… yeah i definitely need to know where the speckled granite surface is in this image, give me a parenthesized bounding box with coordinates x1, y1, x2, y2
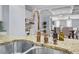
(0, 35, 79, 54)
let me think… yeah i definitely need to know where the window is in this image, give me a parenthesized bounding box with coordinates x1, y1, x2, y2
(56, 20, 60, 27)
(66, 20, 72, 27)
(0, 21, 4, 32)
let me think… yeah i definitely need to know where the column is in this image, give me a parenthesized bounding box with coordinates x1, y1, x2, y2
(9, 5, 25, 36)
(2, 5, 26, 36)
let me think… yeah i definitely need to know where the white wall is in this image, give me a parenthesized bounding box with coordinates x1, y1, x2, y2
(25, 10, 32, 18)
(9, 5, 25, 36)
(72, 19, 79, 28)
(0, 6, 2, 21)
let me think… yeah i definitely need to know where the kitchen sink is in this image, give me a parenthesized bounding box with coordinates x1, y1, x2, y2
(23, 46, 69, 54)
(0, 40, 71, 54)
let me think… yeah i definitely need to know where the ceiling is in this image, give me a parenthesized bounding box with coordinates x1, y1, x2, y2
(72, 5, 79, 14)
(25, 5, 79, 19)
(25, 5, 70, 12)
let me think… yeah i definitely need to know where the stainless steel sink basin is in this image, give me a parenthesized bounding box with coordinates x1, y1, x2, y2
(0, 40, 71, 54)
(0, 40, 34, 54)
(0, 42, 14, 54)
(23, 46, 69, 54)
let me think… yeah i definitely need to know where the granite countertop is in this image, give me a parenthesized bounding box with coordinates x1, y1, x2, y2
(0, 35, 79, 54)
